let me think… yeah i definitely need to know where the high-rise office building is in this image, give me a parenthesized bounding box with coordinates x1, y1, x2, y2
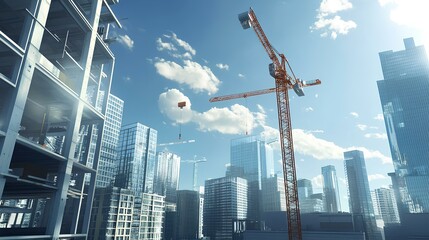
(154, 151, 181, 203)
(372, 187, 400, 225)
(298, 179, 313, 200)
(176, 190, 200, 239)
(115, 123, 158, 195)
(96, 94, 124, 188)
(344, 150, 382, 240)
(298, 179, 324, 213)
(0, 1, 120, 239)
(322, 165, 342, 213)
(230, 135, 273, 220)
(377, 37, 429, 215)
(230, 135, 274, 184)
(261, 175, 286, 212)
(203, 176, 248, 240)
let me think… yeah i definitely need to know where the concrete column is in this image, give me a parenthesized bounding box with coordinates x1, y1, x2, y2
(46, 0, 105, 238)
(0, 0, 51, 199)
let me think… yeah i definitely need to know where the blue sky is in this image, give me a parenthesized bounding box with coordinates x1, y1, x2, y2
(108, 0, 429, 211)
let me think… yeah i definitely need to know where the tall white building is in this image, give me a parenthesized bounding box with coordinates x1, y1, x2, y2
(134, 193, 165, 240)
(372, 187, 400, 225)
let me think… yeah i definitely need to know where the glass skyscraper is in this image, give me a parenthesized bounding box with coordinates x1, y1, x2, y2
(230, 135, 274, 220)
(96, 94, 124, 188)
(322, 165, 341, 213)
(115, 123, 158, 195)
(153, 151, 181, 203)
(377, 38, 429, 214)
(344, 150, 382, 240)
(230, 135, 274, 184)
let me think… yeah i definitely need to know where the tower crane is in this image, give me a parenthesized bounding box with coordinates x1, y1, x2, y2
(210, 8, 321, 240)
(181, 155, 207, 191)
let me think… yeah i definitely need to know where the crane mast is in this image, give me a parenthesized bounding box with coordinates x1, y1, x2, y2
(239, 8, 304, 240)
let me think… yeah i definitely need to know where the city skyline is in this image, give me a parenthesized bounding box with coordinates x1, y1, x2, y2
(105, 1, 429, 212)
(1, 1, 429, 239)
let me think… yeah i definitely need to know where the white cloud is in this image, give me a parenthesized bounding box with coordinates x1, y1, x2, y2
(238, 73, 245, 79)
(117, 34, 134, 50)
(156, 33, 196, 59)
(365, 133, 388, 139)
(171, 33, 196, 56)
(374, 114, 384, 121)
(312, 174, 324, 189)
(313, 16, 357, 39)
(356, 124, 368, 131)
(368, 173, 388, 182)
(292, 129, 392, 164)
(311, 0, 356, 39)
(305, 107, 314, 112)
(193, 104, 255, 134)
(315, 94, 319, 98)
(154, 59, 221, 95)
(305, 129, 325, 134)
(156, 38, 177, 52)
(158, 89, 193, 124)
(319, 0, 353, 15)
(216, 63, 230, 71)
(159, 89, 263, 135)
(379, 0, 429, 30)
(350, 112, 359, 118)
(339, 177, 347, 185)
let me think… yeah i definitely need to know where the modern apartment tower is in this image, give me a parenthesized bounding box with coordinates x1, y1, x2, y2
(322, 165, 341, 213)
(203, 176, 248, 240)
(153, 151, 181, 204)
(0, 0, 120, 239)
(344, 150, 382, 240)
(377, 37, 429, 215)
(230, 135, 273, 221)
(372, 187, 400, 224)
(115, 123, 158, 195)
(89, 187, 135, 239)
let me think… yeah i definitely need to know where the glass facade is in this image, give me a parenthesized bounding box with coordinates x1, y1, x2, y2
(230, 136, 273, 184)
(230, 135, 273, 220)
(261, 175, 286, 212)
(203, 176, 248, 240)
(96, 94, 124, 188)
(322, 165, 342, 213)
(377, 38, 429, 214)
(344, 150, 382, 240)
(153, 151, 181, 203)
(115, 123, 158, 195)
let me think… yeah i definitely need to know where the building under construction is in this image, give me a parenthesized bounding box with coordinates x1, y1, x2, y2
(0, 0, 121, 239)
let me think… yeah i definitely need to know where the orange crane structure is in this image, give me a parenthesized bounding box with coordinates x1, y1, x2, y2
(210, 8, 321, 240)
